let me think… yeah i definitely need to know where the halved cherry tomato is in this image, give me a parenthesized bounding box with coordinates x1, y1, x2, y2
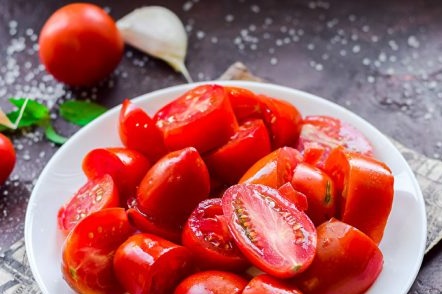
(243, 274, 303, 294)
(154, 84, 238, 153)
(239, 147, 302, 189)
(278, 182, 308, 212)
(323, 148, 394, 244)
(291, 162, 337, 226)
(61, 208, 135, 294)
(134, 147, 210, 240)
(0, 133, 15, 185)
(225, 86, 263, 122)
(294, 218, 383, 294)
(114, 233, 194, 294)
(222, 184, 317, 279)
(118, 99, 167, 163)
(57, 174, 119, 234)
(173, 270, 248, 294)
(182, 198, 249, 271)
(204, 119, 271, 185)
(82, 147, 150, 205)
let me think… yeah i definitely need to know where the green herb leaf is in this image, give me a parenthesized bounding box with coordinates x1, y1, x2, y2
(43, 123, 68, 145)
(59, 100, 107, 126)
(7, 98, 49, 128)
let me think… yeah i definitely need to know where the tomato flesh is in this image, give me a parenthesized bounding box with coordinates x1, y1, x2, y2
(225, 86, 264, 122)
(173, 270, 248, 294)
(278, 182, 308, 212)
(0, 133, 15, 185)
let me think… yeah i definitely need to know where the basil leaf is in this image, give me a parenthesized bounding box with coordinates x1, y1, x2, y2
(44, 123, 68, 145)
(59, 100, 107, 126)
(7, 98, 49, 128)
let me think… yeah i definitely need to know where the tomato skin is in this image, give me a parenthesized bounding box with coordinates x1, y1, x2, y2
(61, 208, 135, 294)
(154, 84, 238, 153)
(173, 270, 248, 294)
(243, 274, 303, 294)
(225, 86, 264, 122)
(58, 174, 119, 235)
(182, 198, 249, 271)
(291, 162, 337, 226)
(222, 183, 317, 279)
(278, 182, 308, 212)
(204, 119, 272, 185)
(0, 133, 15, 185)
(113, 233, 194, 294)
(118, 99, 167, 163)
(294, 219, 383, 294)
(38, 3, 123, 86)
(323, 148, 394, 243)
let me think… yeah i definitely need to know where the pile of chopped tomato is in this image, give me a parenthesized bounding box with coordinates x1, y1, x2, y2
(58, 84, 394, 294)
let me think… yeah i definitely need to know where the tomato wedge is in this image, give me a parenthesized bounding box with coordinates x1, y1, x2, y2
(222, 183, 317, 279)
(173, 270, 248, 294)
(225, 86, 263, 122)
(278, 182, 308, 212)
(243, 274, 303, 294)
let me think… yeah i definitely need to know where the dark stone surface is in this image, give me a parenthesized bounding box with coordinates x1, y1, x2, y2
(0, 0, 441, 292)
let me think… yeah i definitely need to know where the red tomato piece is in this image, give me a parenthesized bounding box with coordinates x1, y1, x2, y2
(204, 119, 272, 185)
(294, 219, 383, 294)
(61, 208, 135, 294)
(154, 84, 239, 153)
(118, 99, 167, 163)
(225, 86, 264, 122)
(243, 274, 303, 294)
(38, 3, 123, 86)
(222, 184, 317, 279)
(58, 174, 119, 234)
(182, 198, 249, 271)
(323, 148, 394, 244)
(278, 182, 308, 212)
(173, 270, 248, 294)
(0, 133, 15, 185)
(134, 147, 210, 239)
(239, 146, 302, 189)
(82, 147, 150, 205)
(113, 233, 194, 294)
(291, 162, 337, 226)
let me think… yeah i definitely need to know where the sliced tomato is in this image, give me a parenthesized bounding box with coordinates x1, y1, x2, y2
(222, 184, 317, 279)
(294, 218, 383, 294)
(58, 174, 119, 234)
(204, 119, 272, 185)
(182, 198, 249, 271)
(243, 274, 303, 294)
(173, 270, 248, 294)
(113, 233, 194, 294)
(225, 86, 263, 122)
(239, 147, 302, 189)
(278, 182, 308, 212)
(291, 162, 337, 226)
(154, 84, 238, 153)
(323, 148, 394, 244)
(61, 208, 135, 294)
(118, 99, 167, 163)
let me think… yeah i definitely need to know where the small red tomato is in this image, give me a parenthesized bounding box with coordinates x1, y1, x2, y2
(222, 184, 317, 279)
(154, 84, 238, 153)
(82, 147, 150, 205)
(323, 148, 394, 244)
(291, 162, 337, 226)
(182, 198, 249, 271)
(278, 182, 308, 212)
(118, 99, 167, 163)
(58, 174, 119, 234)
(204, 119, 272, 185)
(38, 3, 123, 86)
(294, 219, 383, 294)
(114, 233, 194, 294)
(225, 86, 264, 122)
(0, 133, 15, 185)
(173, 270, 248, 294)
(243, 274, 303, 294)
(61, 208, 135, 294)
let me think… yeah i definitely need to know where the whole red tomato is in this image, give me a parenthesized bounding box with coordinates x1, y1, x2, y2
(39, 3, 123, 86)
(173, 270, 248, 294)
(0, 133, 15, 185)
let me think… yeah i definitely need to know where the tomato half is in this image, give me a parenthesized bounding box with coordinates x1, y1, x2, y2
(243, 274, 303, 294)
(118, 99, 167, 163)
(294, 219, 383, 294)
(58, 174, 119, 234)
(0, 133, 15, 185)
(154, 84, 238, 153)
(114, 233, 194, 294)
(61, 208, 135, 294)
(323, 148, 394, 244)
(182, 198, 249, 271)
(222, 184, 317, 279)
(38, 3, 123, 86)
(173, 270, 248, 294)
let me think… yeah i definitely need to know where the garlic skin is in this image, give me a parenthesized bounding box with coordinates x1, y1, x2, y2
(117, 6, 192, 82)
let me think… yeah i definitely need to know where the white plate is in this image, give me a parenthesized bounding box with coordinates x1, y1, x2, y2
(25, 81, 426, 294)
